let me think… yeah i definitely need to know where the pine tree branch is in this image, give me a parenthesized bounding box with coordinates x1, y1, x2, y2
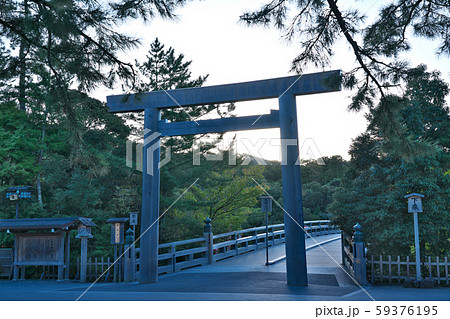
(326, 0, 387, 101)
(285, 0, 314, 40)
(291, 9, 332, 71)
(76, 28, 137, 86)
(240, 0, 287, 26)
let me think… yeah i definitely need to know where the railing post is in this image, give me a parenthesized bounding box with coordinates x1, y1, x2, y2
(204, 218, 213, 264)
(271, 226, 275, 246)
(124, 228, 136, 283)
(353, 223, 368, 285)
(171, 244, 176, 273)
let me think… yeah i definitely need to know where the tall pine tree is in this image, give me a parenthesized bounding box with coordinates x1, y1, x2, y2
(328, 66, 449, 257)
(131, 38, 235, 152)
(0, 1, 187, 210)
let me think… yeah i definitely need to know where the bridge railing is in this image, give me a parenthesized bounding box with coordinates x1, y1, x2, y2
(157, 237, 207, 274)
(212, 220, 339, 262)
(342, 223, 450, 286)
(342, 233, 355, 278)
(134, 219, 339, 276)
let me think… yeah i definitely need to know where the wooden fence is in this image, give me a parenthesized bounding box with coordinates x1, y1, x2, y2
(75, 257, 114, 282)
(367, 255, 450, 285)
(343, 229, 449, 286)
(76, 220, 339, 281)
(40, 265, 59, 280)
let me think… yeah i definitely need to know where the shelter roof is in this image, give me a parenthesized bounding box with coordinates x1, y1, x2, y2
(0, 217, 96, 231)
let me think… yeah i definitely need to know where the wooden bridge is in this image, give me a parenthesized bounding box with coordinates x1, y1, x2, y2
(79, 220, 339, 281)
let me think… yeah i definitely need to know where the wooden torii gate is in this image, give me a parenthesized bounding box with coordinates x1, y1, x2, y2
(107, 70, 341, 286)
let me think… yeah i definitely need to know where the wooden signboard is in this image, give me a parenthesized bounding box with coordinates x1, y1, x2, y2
(16, 233, 64, 265)
(110, 223, 124, 244)
(408, 196, 423, 213)
(129, 212, 139, 226)
(261, 196, 273, 213)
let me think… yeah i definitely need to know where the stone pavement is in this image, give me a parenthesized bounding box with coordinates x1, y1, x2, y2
(0, 234, 449, 301)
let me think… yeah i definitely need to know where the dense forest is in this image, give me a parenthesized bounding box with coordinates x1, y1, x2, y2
(0, 0, 449, 275)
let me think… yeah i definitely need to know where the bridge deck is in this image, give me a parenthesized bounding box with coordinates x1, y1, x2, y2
(1, 234, 449, 301)
(185, 233, 343, 271)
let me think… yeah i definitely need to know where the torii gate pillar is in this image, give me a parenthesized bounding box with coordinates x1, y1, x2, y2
(279, 93, 307, 285)
(140, 107, 161, 283)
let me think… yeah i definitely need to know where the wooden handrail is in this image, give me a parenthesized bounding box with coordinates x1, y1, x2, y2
(135, 220, 338, 276)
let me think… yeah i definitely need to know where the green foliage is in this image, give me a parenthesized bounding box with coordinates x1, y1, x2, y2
(329, 66, 450, 257)
(257, 157, 348, 223)
(298, 156, 348, 220)
(184, 166, 266, 234)
(159, 209, 204, 243)
(138, 38, 208, 92)
(0, 89, 138, 260)
(0, 0, 188, 162)
(0, 102, 41, 186)
(0, 0, 186, 93)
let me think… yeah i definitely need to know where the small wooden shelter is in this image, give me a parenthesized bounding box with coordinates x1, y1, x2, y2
(0, 217, 95, 281)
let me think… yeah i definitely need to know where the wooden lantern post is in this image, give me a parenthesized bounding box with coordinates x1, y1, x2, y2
(76, 224, 93, 283)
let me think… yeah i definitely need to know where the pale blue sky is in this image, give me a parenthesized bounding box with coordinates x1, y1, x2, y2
(97, 0, 450, 161)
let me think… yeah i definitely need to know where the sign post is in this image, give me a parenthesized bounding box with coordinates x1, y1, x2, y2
(260, 196, 273, 265)
(404, 193, 424, 281)
(129, 212, 139, 237)
(106, 217, 129, 282)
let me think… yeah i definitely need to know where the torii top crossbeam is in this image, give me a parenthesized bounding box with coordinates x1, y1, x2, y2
(107, 70, 341, 112)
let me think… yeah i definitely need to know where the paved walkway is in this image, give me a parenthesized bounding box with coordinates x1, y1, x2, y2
(1, 234, 449, 301)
